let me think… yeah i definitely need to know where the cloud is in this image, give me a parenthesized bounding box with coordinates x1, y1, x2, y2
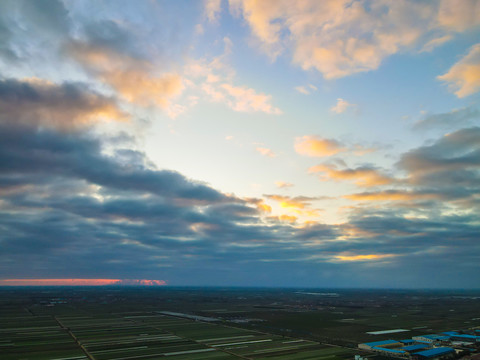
(344, 190, 442, 202)
(1, 120, 479, 287)
(295, 85, 316, 95)
(229, 0, 480, 79)
(263, 194, 323, 219)
(332, 253, 396, 262)
(256, 146, 276, 157)
(437, 0, 480, 32)
(399, 127, 480, 176)
(438, 43, 480, 97)
(0, 125, 229, 204)
(221, 83, 282, 114)
(264, 194, 317, 210)
(257, 202, 272, 213)
(413, 106, 480, 130)
(330, 98, 357, 114)
(0, 0, 479, 288)
(295, 136, 346, 157)
(275, 181, 293, 189)
(112, 279, 167, 286)
(420, 35, 453, 53)
(269, 214, 298, 223)
(186, 40, 282, 115)
(205, 0, 223, 23)
(0, 77, 128, 131)
(0, 0, 69, 62)
(309, 163, 394, 187)
(68, 41, 185, 115)
(0, 2, 194, 118)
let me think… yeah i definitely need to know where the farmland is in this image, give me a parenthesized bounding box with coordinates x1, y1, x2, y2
(0, 287, 479, 359)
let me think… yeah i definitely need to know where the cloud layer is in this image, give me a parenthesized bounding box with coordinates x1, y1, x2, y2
(0, 0, 478, 288)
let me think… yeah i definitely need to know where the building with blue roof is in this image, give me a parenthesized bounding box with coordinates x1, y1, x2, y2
(400, 339, 416, 344)
(358, 340, 403, 350)
(450, 334, 480, 342)
(442, 332, 458, 336)
(415, 347, 455, 359)
(370, 346, 408, 358)
(372, 347, 406, 353)
(403, 344, 430, 353)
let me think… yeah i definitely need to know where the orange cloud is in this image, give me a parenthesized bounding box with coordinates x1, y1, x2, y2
(69, 42, 184, 117)
(270, 214, 298, 223)
(266, 194, 309, 209)
(438, 43, 480, 98)
(344, 190, 440, 202)
(309, 164, 393, 187)
(229, 1, 480, 79)
(0, 279, 167, 286)
(275, 181, 293, 188)
(257, 202, 272, 213)
(229, 1, 434, 78)
(295, 136, 345, 157)
(256, 146, 276, 157)
(333, 253, 396, 262)
(244, 198, 272, 213)
(263, 194, 323, 219)
(103, 69, 183, 108)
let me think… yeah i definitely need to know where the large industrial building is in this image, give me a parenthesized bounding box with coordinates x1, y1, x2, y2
(358, 329, 479, 360)
(414, 347, 456, 359)
(359, 340, 404, 351)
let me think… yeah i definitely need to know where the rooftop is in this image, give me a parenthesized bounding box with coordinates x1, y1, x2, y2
(415, 347, 455, 358)
(372, 347, 406, 353)
(364, 340, 400, 347)
(403, 344, 430, 351)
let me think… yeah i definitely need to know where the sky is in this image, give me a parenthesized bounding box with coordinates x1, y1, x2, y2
(0, 0, 479, 288)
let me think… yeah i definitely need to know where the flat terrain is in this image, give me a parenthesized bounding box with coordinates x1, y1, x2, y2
(0, 288, 479, 359)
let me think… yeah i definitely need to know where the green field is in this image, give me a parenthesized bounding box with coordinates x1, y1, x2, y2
(1, 287, 478, 359)
(0, 307, 358, 359)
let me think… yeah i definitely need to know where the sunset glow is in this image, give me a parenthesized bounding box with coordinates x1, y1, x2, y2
(0, 279, 167, 286)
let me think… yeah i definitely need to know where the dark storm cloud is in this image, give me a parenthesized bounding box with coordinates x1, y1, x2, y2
(0, 125, 227, 203)
(0, 77, 128, 129)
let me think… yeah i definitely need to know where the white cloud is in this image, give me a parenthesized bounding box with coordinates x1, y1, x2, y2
(185, 39, 282, 115)
(330, 98, 356, 114)
(205, 0, 222, 23)
(295, 84, 317, 95)
(295, 86, 310, 95)
(256, 146, 276, 157)
(222, 84, 282, 114)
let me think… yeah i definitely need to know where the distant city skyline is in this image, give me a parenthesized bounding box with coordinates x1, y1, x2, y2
(0, 0, 479, 288)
